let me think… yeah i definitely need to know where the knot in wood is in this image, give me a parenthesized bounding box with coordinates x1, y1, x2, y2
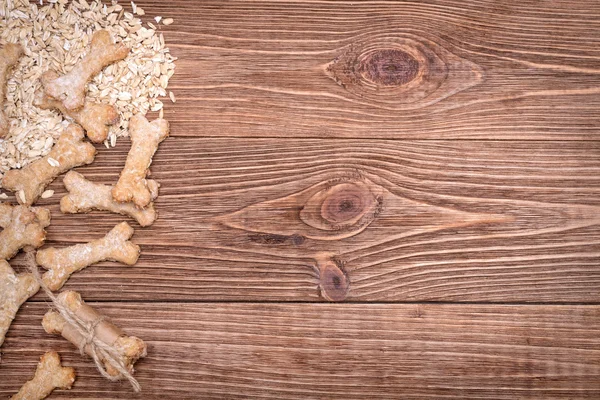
(300, 181, 381, 235)
(217, 175, 383, 241)
(319, 260, 349, 302)
(360, 49, 419, 86)
(325, 38, 483, 107)
(321, 183, 372, 224)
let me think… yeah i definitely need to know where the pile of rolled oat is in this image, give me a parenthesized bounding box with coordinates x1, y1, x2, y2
(0, 0, 176, 180)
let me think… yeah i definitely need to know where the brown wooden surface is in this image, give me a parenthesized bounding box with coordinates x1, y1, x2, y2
(2, 304, 600, 399)
(162, 0, 600, 140)
(2, 0, 600, 398)
(5, 139, 599, 303)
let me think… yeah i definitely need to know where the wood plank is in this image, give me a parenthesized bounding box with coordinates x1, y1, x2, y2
(6, 138, 600, 302)
(143, 0, 600, 139)
(1, 303, 599, 399)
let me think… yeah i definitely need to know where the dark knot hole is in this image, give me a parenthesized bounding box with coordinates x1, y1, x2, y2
(331, 275, 342, 289)
(361, 48, 419, 86)
(339, 199, 355, 212)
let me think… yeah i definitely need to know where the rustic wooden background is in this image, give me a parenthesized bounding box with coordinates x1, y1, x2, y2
(2, 0, 600, 398)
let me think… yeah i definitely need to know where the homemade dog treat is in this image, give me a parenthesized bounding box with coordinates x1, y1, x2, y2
(112, 114, 169, 208)
(42, 30, 129, 111)
(0, 43, 23, 138)
(42, 291, 146, 384)
(37, 221, 140, 291)
(0, 260, 40, 348)
(0, 203, 51, 260)
(35, 90, 119, 143)
(2, 124, 96, 205)
(11, 351, 75, 400)
(61, 171, 159, 227)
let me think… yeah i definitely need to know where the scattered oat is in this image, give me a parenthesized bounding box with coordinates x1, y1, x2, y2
(41, 189, 54, 199)
(17, 190, 26, 204)
(47, 157, 60, 168)
(154, 16, 162, 24)
(169, 91, 176, 103)
(0, 193, 8, 199)
(0, 0, 177, 180)
(150, 100, 163, 111)
(162, 18, 173, 26)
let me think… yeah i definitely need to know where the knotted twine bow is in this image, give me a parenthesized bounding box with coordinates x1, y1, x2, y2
(27, 252, 141, 392)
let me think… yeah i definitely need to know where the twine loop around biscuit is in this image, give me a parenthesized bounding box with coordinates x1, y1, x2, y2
(27, 252, 141, 392)
(78, 316, 106, 355)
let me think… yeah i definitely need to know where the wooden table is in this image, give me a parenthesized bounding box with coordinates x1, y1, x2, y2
(2, 1, 600, 398)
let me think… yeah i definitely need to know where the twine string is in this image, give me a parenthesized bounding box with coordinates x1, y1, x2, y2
(27, 253, 141, 392)
(79, 316, 106, 356)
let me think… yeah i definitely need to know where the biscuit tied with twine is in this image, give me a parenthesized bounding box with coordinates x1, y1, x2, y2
(27, 252, 144, 392)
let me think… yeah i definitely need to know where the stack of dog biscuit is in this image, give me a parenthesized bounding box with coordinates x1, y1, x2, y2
(0, 28, 168, 398)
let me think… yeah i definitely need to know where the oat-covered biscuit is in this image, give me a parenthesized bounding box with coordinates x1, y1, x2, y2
(0, 203, 50, 260)
(2, 124, 96, 205)
(0, 260, 40, 348)
(61, 170, 158, 227)
(42, 30, 129, 111)
(43, 290, 147, 378)
(0, 43, 23, 137)
(35, 90, 119, 143)
(112, 114, 169, 208)
(37, 221, 140, 291)
(11, 351, 75, 400)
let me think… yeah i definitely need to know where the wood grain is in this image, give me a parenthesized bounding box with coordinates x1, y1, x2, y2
(150, 0, 600, 139)
(4, 138, 598, 302)
(2, 1, 600, 398)
(1, 303, 599, 399)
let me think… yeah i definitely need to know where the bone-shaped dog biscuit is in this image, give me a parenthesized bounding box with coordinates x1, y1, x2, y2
(0, 43, 23, 138)
(43, 291, 147, 378)
(61, 171, 159, 227)
(35, 90, 119, 143)
(37, 221, 140, 291)
(0, 203, 50, 260)
(42, 30, 129, 111)
(0, 260, 40, 348)
(11, 351, 75, 400)
(112, 114, 169, 208)
(2, 124, 96, 205)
